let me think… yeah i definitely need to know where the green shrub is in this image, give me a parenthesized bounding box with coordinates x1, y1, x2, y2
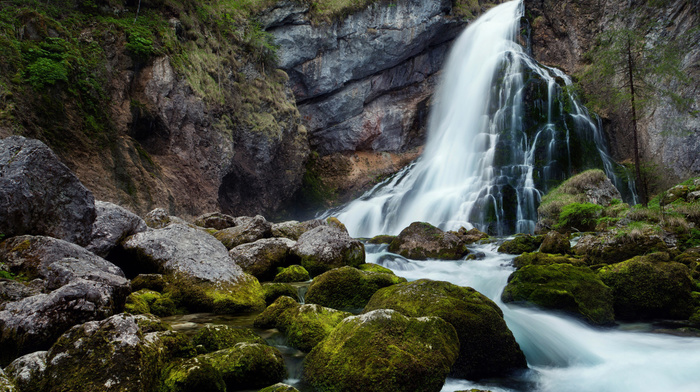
(555, 202, 604, 232)
(26, 57, 68, 89)
(125, 30, 154, 60)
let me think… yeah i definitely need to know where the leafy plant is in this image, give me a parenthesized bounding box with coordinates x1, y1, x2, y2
(26, 57, 68, 89)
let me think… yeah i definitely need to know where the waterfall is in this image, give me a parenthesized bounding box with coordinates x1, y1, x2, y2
(332, 0, 634, 238)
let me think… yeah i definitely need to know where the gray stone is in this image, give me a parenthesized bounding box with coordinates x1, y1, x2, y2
(194, 212, 237, 230)
(0, 280, 42, 310)
(143, 208, 189, 229)
(86, 201, 147, 258)
(688, 191, 700, 202)
(291, 225, 365, 276)
(214, 215, 272, 249)
(271, 219, 326, 240)
(122, 224, 244, 283)
(229, 238, 296, 281)
(0, 136, 95, 246)
(4, 351, 47, 392)
(0, 369, 16, 392)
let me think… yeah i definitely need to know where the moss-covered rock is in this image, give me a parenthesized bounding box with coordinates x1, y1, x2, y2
(164, 274, 266, 314)
(213, 215, 273, 250)
(258, 383, 299, 392)
(497, 234, 544, 254)
(358, 263, 395, 274)
(303, 309, 459, 392)
(364, 279, 527, 379)
(162, 357, 226, 392)
(204, 343, 287, 390)
(0, 369, 16, 392)
(598, 253, 695, 320)
(367, 235, 396, 245)
(502, 264, 615, 325)
(273, 265, 310, 283)
(131, 274, 167, 292)
(512, 252, 585, 269)
(572, 231, 668, 265)
(229, 238, 296, 281)
(675, 247, 700, 280)
(262, 283, 300, 305)
(305, 266, 406, 310)
(157, 330, 198, 359)
(449, 227, 489, 244)
(124, 289, 176, 317)
(271, 220, 326, 241)
(254, 296, 351, 352)
(291, 225, 365, 277)
(194, 212, 237, 230)
(192, 325, 265, 353)
(388, 222, 468, 260)
(539, 231, 571, 254)
(661, 185, 690, 205)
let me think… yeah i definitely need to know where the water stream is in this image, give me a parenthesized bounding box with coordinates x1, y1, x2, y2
(330, 0, 635, 238)
(366, 243, 700, 392)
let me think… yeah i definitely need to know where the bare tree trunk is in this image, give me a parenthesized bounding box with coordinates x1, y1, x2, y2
(627, 36, 647, 205)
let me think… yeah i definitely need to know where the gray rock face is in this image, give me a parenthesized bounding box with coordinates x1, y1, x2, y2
(0, 280, 42, 309)
(0, 136, 95, 246)
(122, 224, 244, 283)
(143, 208, 189, 229)
(214, 215, 272, 250)
(270, 0, 466, 155)
(229, 238, 296, 281)
(271, 219, 327, 240)
(194, 212, 237, 230)
(291, 225, 365, 276)
(4, 351, 47, 392)
(86, 201, 148, 258)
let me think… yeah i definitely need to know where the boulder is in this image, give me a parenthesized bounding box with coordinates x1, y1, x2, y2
(262, 283, 300, 305)
(0, 136, 95, 246)
(303, 309, 459, 392)
(598, 253, 695, 320)
(193, 212, 236, 230)
(497, 235, 544, 255)
(364, 279, 527, 379)
(121, 224, 244, 282)
(688, 191, 700, 202)
(85, 201, 147, 258)
(229, 238, 296, 281)
(273, 265, 310, 283)
(450, 227, 489, 244)
(388, 222, 468, 260)
(254, 296, 350, 352)
(214, 216, 272, 249)
(0, 369, 15, 392)
(572, 232, 668, 265)
(271, 219, 326, 241)
(124, 289, 176, 317)
(357, 263, 394, 274)
(502, 264, 615, 325)
(0, 280, 42, 308)
(131, 274, 167, 292)
(4, 351, 47, 392)
(28, 314, 166, 392)
(367, 235, 396, 245)
(201, 343, 286, 390)
(259, 384, 299, 392)
(305, 266, 406, 310)
(161, 356, 225, 392)
(539, 231, 571, 255)
(143, 208, 190, 229)
(512, 252, 585, 270)
(191, 325, 265, 353)
(164, 273, 266, 314)
(291, 225, 365, 277)
(661, 185, 690, 205)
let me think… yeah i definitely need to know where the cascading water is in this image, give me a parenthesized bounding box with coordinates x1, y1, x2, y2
(332, 0, 634, 238)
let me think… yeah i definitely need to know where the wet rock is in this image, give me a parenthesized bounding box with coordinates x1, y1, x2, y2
(254, 296, 350, 352)
(271, 219, 326, 241)
(368, 235, 396, 245)
(598, 253, 695, 320)
(191, 325, 265, 353)
(450, 227, 490, 244)
(85, 201, 147, 258)
(262, 283, 299, 305)
(303, 309, 459, 392)
(0, 136, 95, 246)
(497, 235, 544, 255)
(502, 264, 615, 325)
(512, 252, 585, 270)
(539, 231, 571, 254)
(121, 224, 244, 282)
(291, 225, 365, 277)
(193, 212, 236, 230)
(273, 265, 310, 283)
(364, 279, 527, 379)
(305, 266, 406, 310)
(164, 273, 266, 314)
(572, 232, 668, 265)
(161, 356, 225, 392)
(388, 222, 468, 260)
(214, 216, 272, 249)
(229, 238, 295, 281)
(4, 351, 47, 392)
(124, 289, 176, 317)
(357, 263, 395, 274)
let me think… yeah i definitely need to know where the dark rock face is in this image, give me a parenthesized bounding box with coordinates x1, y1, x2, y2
(86, 201, 147, 258)
(0, 136, 95, 246)
(269, 0, 468, 157)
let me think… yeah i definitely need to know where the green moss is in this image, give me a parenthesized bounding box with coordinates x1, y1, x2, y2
(159, 331, 197, 359)
(305, 266, 406, 310)
(273, 265, 310, 283)
(262, 282, 300, 305)
(502, 264, 615, 325)
(204, 343, 286, 390)
(497, 235, 544, 255)
(192, 325, 265, 354)
(162, 358, 226, 392)
(364, 280, 526, 379)
(512, 252, 585, 269)
(164, 274, 266, 315)
(368, 235, 396, 244)
(358, 263, 394, 274)
(555, 202, 604, 232)
(388, 222, 468, 260)
(125, 289, 176, 317)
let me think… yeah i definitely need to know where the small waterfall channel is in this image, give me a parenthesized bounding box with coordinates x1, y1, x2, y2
(331, 0, 634, 237)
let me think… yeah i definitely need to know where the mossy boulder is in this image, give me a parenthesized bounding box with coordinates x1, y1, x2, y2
(497, 234, 544, 255)
(203, 343, 287, 390)
(214, 215, 272, 249)
(291, 225, 365, 277)
(0, 369, 15, 392)
(254, 296, 351, 352)
(502, 264, 615, 325)
(262, 283, 299, 305)
(303, 309, 460, 392)
(512, 252, 585, 270)
(388, 222, 468, 260)
(229, 238, 296, 281)
(367, 235, 396, 245)
(164, 274, 266, 314)
(661, 185, 690, 205)
(305, 266, 406, 310)
(131, 274, 167, 292)
(124, 289, 176, 317)
(259, 383, 299, 392)
(539, 231, 571, 254)
(273, 265, 310, 283)
(449, 227, 489, 244)
(4, 351, 46, 391)
(358, 263, 394, 274)
(161, 357, 226, 392)
(271, 219, 326, 241)
(674, 247, 700, 280)
(191, 325, 265, 353)
(598, 253, 695, 320)
(573, 232, 668, 265)
(364, 279, 527, 379)
(193, 212, 236, 230)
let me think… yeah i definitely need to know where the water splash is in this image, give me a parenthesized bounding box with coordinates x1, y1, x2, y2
(331, 0, 635, 237)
